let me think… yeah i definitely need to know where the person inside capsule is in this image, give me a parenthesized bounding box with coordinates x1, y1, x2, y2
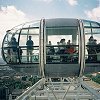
(65, 40, 76, 62)
(59, 38, 66, 62)
(47, 41, 55, 55)
(46, 41, 55, 62)
(26, 36, 34, 62)
(9, 37, 18, 63)
(87, 36, 97, 61)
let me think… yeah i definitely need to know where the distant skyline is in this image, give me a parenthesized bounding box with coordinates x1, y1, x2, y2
(0, 0, 100, 48)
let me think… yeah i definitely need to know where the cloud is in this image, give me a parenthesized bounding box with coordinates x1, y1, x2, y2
(0, 6, 30, 47)
(67, 0, 78, 6)
(37, 0, 53, 3)
(41, 0, 53, 2)
(85, 7, 100, 21)
(34, 0, 78, 5)
(36, 0, 78, 5)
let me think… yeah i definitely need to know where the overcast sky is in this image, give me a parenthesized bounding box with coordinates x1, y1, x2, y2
(0, 0, 100, 48)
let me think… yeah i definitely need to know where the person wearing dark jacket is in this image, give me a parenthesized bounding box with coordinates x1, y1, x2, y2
(26, 36, 34, 62)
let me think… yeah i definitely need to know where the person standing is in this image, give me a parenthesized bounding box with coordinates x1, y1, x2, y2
(26, 36, 34, 62)
(10, 37, 18, 63)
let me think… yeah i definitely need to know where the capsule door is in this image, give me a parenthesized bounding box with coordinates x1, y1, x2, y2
(44, 19, 80, 77)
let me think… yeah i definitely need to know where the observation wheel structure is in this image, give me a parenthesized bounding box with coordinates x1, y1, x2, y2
(1, 18, 100, 100)
(2, 18, 100, 77)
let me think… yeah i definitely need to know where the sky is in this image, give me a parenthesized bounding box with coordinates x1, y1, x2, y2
(0, 0, 100, 56)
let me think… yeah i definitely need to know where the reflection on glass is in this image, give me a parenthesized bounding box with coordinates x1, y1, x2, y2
(83, 21, 90, 27)
(21, 29, 28, 34)
(91, 22, 100, 27)
(29, 29, 39, 35)
(84, 28, 91, 34)
(92, 28, 100, 33)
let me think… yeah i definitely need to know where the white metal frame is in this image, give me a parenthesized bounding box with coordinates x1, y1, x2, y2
(15, 77, 100, 100)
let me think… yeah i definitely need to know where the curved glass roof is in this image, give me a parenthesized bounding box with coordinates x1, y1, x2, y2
(5, 18, 100, 33)
(6, 20, 40, 34)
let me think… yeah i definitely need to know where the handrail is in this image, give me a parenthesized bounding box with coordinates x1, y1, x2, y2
(15, 78, 45, 100)
(81, 81, 100, 99)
